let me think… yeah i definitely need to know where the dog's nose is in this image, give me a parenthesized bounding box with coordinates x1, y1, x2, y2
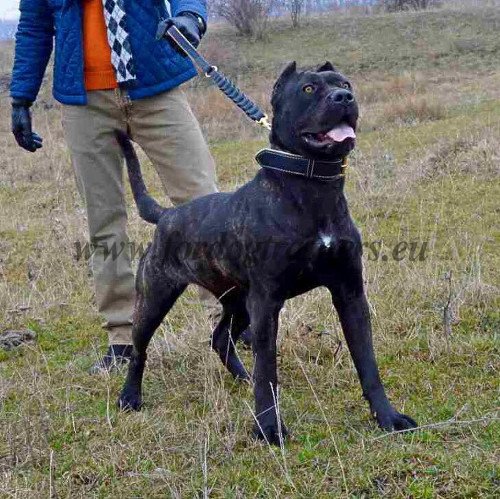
(329, 89, 354, 106)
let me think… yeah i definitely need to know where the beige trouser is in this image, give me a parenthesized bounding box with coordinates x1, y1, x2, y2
(62, 87, 217, 345)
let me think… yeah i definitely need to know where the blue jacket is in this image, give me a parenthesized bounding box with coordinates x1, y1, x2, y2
(10, 0, 207, 105)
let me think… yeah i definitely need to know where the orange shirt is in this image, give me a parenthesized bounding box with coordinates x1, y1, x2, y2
(82, 0, 118, 91)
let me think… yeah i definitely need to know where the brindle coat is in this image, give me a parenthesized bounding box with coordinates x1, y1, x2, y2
(117, 62, 417, 444)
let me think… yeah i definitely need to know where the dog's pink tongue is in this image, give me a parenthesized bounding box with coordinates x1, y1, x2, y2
(326, 124, 356, 142)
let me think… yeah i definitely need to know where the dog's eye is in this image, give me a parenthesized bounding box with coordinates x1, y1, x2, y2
(341, 82, 351, 89)
(303, 85, 315, 94)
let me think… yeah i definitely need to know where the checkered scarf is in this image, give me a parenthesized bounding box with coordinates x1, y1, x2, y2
(102, 0, 136, 83)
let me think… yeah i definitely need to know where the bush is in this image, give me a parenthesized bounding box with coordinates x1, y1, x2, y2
(381, 0, 439, 11)
(210, 0, 276, 38)
(285, 0, 306, 28)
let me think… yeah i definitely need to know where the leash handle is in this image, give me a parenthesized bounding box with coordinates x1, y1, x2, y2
(158, 23, 271, 131)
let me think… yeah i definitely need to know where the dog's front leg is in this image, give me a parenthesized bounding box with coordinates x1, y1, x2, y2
(247, 291, 287, 445)
(329, 278, 417, 432)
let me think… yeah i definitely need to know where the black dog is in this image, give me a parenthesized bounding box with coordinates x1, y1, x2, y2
(116, 62, 417, 444)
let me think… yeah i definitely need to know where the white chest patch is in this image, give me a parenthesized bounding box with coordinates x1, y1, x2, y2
(320, 234, 333, 248)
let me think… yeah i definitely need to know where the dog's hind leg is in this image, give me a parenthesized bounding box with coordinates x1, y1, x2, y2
(211, 294, 250, 381)
(118, 278, 186, 411)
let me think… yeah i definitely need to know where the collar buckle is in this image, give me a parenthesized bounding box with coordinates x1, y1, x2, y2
(340, 157, 349, 177)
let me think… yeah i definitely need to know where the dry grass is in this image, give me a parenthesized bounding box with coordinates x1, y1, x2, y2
(375, 95, 447, 126)
(1, 5, 499, 497)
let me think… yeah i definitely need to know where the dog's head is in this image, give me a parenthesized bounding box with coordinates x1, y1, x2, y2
(270, 61, 358, 160)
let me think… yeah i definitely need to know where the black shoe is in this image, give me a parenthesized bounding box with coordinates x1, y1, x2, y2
(89, 344, 133, 374)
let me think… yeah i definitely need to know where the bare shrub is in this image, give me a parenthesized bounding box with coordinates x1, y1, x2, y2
(381, 0, 440, 11)
(283, 0, 306, 27)
(210, 0, 276, 38)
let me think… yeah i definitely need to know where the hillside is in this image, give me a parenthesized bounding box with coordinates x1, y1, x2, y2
(0, 20, 16, 41)
(1, 6, 499, 497)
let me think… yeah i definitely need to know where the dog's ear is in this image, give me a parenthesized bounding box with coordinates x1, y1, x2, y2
(317, 61, 336, 73)
(277, 61, 297, 81)
(274, 61, 297, 88)
(272, 61, 297, 106)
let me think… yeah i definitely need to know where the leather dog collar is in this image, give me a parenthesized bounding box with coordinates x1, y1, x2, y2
(255, 148, 348, 181)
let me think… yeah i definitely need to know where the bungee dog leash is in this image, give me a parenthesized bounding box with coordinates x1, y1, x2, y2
(155, 23, 349, 178)
(156, 23, 272, 131)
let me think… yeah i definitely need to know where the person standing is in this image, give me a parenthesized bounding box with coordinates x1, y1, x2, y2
(10, 0, 217, 371)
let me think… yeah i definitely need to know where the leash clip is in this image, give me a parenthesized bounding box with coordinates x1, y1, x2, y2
(257, 115, 272, 131)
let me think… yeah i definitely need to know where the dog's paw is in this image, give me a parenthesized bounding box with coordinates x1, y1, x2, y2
(117, 391, 143, 412)
(225, 355, 251, 382)
(252, 420, 288, 446)
(376, 410, 417, 432)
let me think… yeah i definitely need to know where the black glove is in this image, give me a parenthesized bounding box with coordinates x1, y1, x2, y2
(158, 12, 205, 48)
(11, 99, 43, 153)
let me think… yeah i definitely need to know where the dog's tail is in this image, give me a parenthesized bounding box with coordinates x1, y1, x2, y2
(115, 130, 166, 225)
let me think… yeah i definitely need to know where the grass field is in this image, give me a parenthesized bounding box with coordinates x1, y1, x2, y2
(0, 4, 499, 497)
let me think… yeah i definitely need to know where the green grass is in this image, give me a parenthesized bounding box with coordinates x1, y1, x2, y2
(1, 5, 499, 497)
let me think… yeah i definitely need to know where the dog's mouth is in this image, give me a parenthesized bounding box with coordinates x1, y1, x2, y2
(302, 123, 356, 148)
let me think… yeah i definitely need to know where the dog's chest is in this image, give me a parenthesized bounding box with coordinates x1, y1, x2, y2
(309, 230, 343, 265)
(265, 231, 343, 298)
(318, 232, 335, 249)
(283, 230, 343, 275)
